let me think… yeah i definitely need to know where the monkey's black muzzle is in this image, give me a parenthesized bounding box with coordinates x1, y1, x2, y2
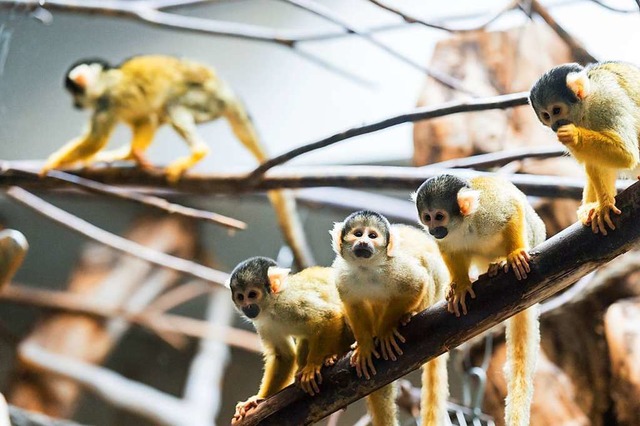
(353, 242, 374, 259)
(551, 119, 572, 132)
(242, 304, 260, 319)
(430, 226, 448, 239)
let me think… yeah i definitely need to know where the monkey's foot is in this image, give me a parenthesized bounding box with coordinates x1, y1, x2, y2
(324, 354, 339, 366)
(446, 281, 476, 317)
(350, 342, 379, 380)
(377, 328, 406, 361)
(400, 312, 415, 326)
(505, 249, 531, 280)
(580, 201, 621, 235)
(297, 363, 323, 396)
(556, 123, 580, 148)
(232, 395, 264, 424)
(487, 262, 503, 277)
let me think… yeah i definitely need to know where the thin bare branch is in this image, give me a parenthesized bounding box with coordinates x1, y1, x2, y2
(18, 342, 185, 426)
(4, 187, 230, 287)
(249, 92, 529, 182)
(182, 289, 232, 424)
(424, 146, 567, 170)
(279, 0, 476, 95)
(0, 0, 398, 87)
(236, 180, 640, 425)
(527, 0, 597, 64)
(0, 284, 262, 353)
(145, 280, 211, 313)
(2, 161, 631, 200)
(34, 169, 246, 230)
(587, 0, 638, 13)
(367, 0, 519, 32)
(245, 91, 530, 182)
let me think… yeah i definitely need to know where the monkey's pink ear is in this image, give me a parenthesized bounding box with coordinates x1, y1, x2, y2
(267, 267, 290, 293)
(566, 71, 590, 100)
(330, 222, 343, 254)
(387, 228, 401, 257)
(457, 189, 480, 216)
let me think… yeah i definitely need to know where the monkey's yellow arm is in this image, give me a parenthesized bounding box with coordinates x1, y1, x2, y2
(257, 337, 297, 398)
(558, 124, 639, 170)
(343, 301, 378, 380)
(441, 251, 473, 317)
(297, 314, 346, 396)
(41, 110, 117, 175)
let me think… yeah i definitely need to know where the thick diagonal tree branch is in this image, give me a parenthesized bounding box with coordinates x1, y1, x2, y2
(236, 180, 640, 425)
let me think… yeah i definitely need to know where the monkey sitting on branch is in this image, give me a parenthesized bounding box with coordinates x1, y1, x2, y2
(530, 61, 640, 235)
(228, 257, 353, 424)
(413, 174, 546, 426)
(331, 211, 450, 426)
(229, 256, 404, 425)
(40, 55, 314, 269)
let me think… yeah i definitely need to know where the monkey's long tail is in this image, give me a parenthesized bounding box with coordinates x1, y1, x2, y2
(421, 353, 449, 426)
(366, 383, 399, 426)
(504, 306, 540, 426)
(222, 95, 315, 270)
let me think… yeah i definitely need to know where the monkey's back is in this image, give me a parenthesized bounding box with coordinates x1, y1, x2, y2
(110, 55, 221, 118)
(469, 176, 545, 249)
(588, 62, 640, 108)
(391, 224, 449, 303)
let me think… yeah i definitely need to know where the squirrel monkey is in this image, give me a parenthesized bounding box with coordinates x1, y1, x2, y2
(229, 256, 352, 423)
(331, 211, 450, 426)
(529, 61, 640, 235)
(414, 174, 545, 426)
(41, 55, 314, 269)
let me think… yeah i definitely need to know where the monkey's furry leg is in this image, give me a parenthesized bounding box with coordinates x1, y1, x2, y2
(267, 190, 315, 270)
(504, 306, 540, 426)
(421, 353, 449, 426)
(366, 383, 399, 426)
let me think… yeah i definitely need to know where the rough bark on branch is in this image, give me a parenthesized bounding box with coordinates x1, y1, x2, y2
(236, 180, 640, 425)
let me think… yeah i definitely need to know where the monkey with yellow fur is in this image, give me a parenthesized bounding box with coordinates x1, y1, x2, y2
(414, 174, 545, 426)
(229, 256, 352, 423)
(331, 211, 450, 426)
(529, 61, 640, 235)
(41, 55, 314, 269)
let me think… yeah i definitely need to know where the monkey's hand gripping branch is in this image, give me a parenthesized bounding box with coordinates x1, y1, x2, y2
(446, 281, 476, 317)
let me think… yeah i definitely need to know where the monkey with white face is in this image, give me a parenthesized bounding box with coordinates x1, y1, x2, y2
(331, 210, 450, 426)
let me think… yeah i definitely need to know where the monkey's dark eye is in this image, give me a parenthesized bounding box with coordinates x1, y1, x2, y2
(248, 291, 257, 299)
(354, 230, 363, 237)
(424, 214, 431, 222)
(237, 294, 244, 301)
(368, 232, 377, 239)
(542, 112, 550, 120)
(552, 107, 561, 115)
(435, 212, 444, 221)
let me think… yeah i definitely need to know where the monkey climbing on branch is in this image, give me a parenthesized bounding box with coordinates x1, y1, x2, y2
(413, 174, 545, 426)
(331, 211, 450, 426)
(40, 55, 314, 269)
(529, 61, 640, 235)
